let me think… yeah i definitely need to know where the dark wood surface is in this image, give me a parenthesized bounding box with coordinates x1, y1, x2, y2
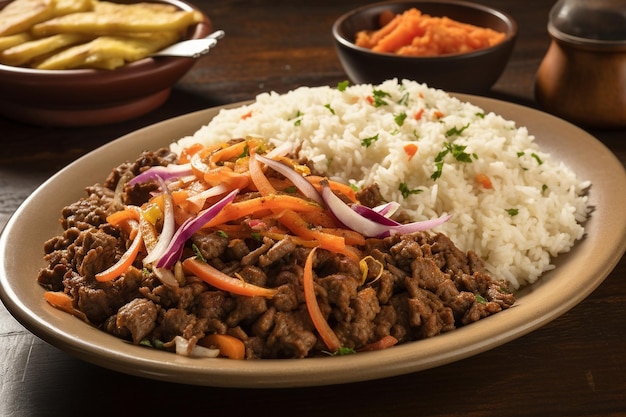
(2, 0, 625, 415)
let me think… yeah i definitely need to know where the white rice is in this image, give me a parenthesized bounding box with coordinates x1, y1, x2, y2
(172, 79, 591, 288)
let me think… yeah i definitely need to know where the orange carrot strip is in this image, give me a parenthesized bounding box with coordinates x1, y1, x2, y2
(261, 231, 319, 248)
(209, 140, 248, 165)
(189, 146, 219, 178)
(276, 210, 350, 254)
(358, 335, 399, 352)
(106, 206, 141, 227)
(182, 257, 278, 298)
(248, 152, 276, 195)
(178, 143, 204, 164)
(202, 166, 251, 189)
(44, 291, 88, 322)
(298, 209, 338, 228)
(303, 247, 342, 352)
(198, 334, 246, 360)
(204, 194, 323, 227)
(95, 223, 143, 282)
(306, 176, 357, 202)
(321, 227, 366, 246)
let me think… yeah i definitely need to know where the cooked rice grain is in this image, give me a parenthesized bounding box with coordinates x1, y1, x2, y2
(172, 79, 591, 287)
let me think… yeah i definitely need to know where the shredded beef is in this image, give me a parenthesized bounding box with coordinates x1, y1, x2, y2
(37, 150, 515, 360)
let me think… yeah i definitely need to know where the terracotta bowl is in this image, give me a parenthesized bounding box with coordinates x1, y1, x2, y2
(332, 0, 517, 94)
(0, 0, 212, 127)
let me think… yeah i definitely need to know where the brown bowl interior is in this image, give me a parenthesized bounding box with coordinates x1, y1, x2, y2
(333, 0, 517, 93)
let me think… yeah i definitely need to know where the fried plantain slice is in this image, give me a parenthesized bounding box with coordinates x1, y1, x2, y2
(36, 30, 180, 70)
(0, 32, 32, 53)
(0, 0, 56, 36)
(0, 33, 91, 66)
(32, 2, 203, 37)
(52, 0, 95, 16)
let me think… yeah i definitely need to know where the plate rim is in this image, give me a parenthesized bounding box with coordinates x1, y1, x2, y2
(1, 94, 625, 388)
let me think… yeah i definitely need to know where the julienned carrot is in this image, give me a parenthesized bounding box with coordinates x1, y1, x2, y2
(106, 205, 141, 227)
(321, 227, 366, 246)
(178, 143, 204, 164)
(204, 194, 323, 228)
(303, 247, 342, 353)
(198, 334, 246, 360)
(276, 209, 360, 260)
(209, 140, 249, 165)
(202, 166, 250, 189)
(182, 257, 278, 298)
(95, 223, 143, 282)
(358, 335, 399, 351)
(248, 152, 276, 195)
(44, 291, 88, 322)
(261, 231, 319, 248)
(306, 176, 357, 202)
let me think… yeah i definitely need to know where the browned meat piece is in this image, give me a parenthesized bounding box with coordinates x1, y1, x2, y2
(355, 183, 385, 208)
(115, 298, 158, 344)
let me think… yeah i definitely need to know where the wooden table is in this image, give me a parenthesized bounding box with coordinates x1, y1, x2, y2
(2, 0, 625, 415)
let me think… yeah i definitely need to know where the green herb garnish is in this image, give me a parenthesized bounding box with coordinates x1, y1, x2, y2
(430, 142, 475, 180)
(292, 110, 304, 126)
(361, 133, 379, 148)
(324, 103, 335, 115)
(337, 80, 349, 91)
(506, 208, 519, 216)
(192, 243, 208, 262)
(445, 123, 470, 137)
(371, 89, 391, 107)
(324, 346, 356, 356)
(394, 111, 407, 127)
(399, 182, 422, 198)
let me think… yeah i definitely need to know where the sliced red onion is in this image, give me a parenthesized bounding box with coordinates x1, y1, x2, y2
(254, 154, 323, 204)
(172, 336, 219, 358)
(129, 163, 192, 186)
(372, 201, 400, 217)
(387, 214, 452, 236)
(153, 267, 179, 288)
(265, 141, 297, 159)
(186, 183, 229, 209)
(321, 180, 451, 238)
(142, 178, 176, 265)
(155, 188, 239, 269)
(351, 204, 400, 226)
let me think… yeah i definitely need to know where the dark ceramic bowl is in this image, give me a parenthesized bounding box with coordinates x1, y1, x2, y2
(332, 0, 517, 93)
(0, 0, 212, 127)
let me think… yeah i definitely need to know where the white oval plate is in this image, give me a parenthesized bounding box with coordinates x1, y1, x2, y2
(1, 95, 625, 388)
